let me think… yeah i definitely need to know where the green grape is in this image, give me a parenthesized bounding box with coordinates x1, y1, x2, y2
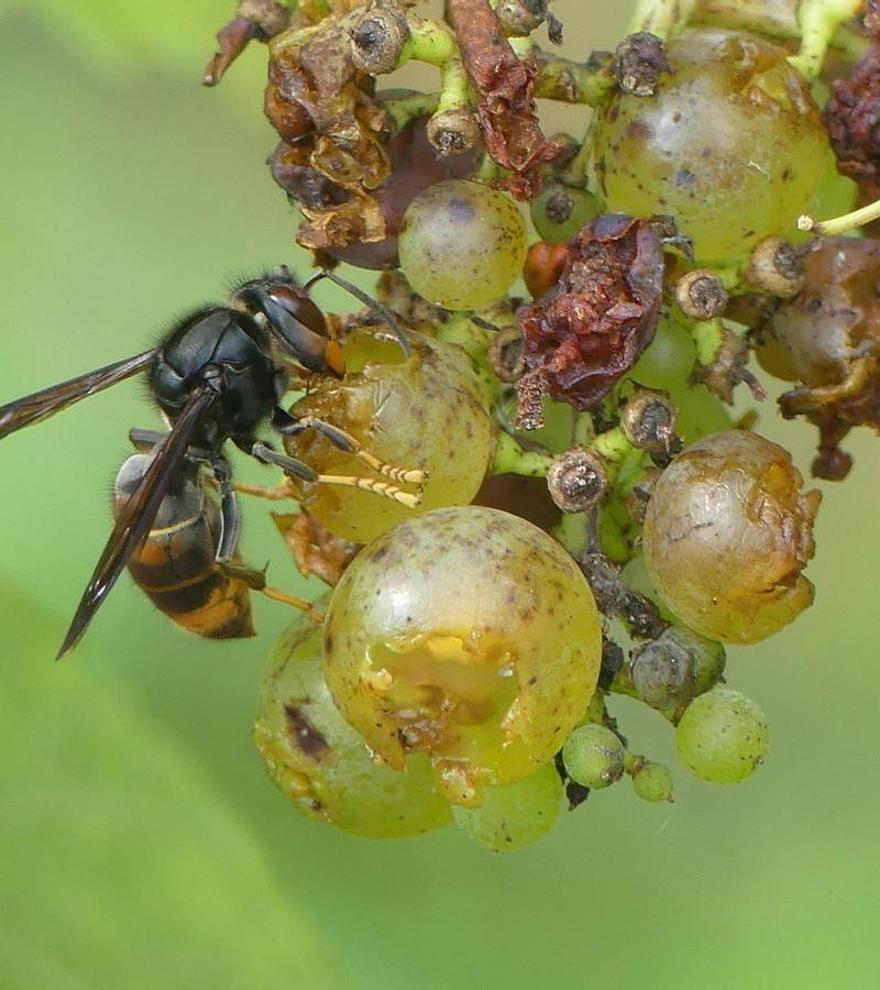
(285, 328, 493, 544)
(593, 28, 831, 264)
(643, 430, 820, 644)
(398, 179, 527, 310)
(665, 380, 734, 444)
(452, 762, 563, 851)
(631, 761, 674, 803)
(676, 688, 770, 784)
(562, 723, 625, 790)
(628, 310, 697, 390)
(254, 612, 452, 838)
(323, 506, 602, 806)
(530, 181, 600, 243)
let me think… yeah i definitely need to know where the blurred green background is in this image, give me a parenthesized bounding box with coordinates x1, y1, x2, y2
(0, 2, 878, 987)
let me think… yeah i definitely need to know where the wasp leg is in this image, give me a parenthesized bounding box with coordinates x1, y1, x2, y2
(271, 408, 427, 485)
(261, 586, 325, 623)
(219, 562, 324, 624)
(314, 472, 421, 507)
(240, 438, 319, 480)
(240, 438, 421, 507)
(230, 478, 296, 500)
(209, 455, 240, 563)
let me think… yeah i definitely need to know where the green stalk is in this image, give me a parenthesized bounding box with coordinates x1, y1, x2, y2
(788, 0, 863, 79)
(382, 92, 439, 131)
(689, 318, 724, 367)
(627, 0, 696, 38)
(491, 432, 553, 478)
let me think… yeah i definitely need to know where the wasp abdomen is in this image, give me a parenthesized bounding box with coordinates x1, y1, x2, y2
(115, 455, 255, 639)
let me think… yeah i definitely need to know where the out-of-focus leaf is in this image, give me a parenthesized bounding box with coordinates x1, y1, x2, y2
(0, 587, 339, 990)
(3, 0, 246, 72)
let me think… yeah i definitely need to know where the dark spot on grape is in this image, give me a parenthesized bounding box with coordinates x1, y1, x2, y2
(675, 169, 696, 189)
(325, 633, 334, 653)
(284, 704, 329, 761)
(447, 196, 476, 224)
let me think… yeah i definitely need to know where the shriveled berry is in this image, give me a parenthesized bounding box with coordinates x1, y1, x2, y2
(643, 430, 820, 644)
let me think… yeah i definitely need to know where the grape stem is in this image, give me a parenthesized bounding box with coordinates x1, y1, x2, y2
(591, 426, 633, 463)
(555, 511, 588, 555)
(798, 196, 880, 237)
(788, 0, 863, 79)
(627, 0, 695, 39)
(400, 17, 457, 66)
(689, 318, 724, 367)
(491, 431, 553, 477)
(509, 36, 614, 108)
(382, 91, 440, 131)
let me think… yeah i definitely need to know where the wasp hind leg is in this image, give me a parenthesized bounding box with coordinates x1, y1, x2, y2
(219, 562, 324, 624)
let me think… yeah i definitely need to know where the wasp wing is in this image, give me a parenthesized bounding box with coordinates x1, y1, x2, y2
(56, 385, 219, 659)
(0, 349, 157, 440)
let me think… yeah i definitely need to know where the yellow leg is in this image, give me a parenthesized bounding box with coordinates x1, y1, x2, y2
(261, 586, 325, 624)
(295, 414, 427, 486)
(316, 473, 422, 508)
(231, 478, 296, 500)
(355, 448, 427, 485)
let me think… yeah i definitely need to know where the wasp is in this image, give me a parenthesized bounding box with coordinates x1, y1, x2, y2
(0, 268, 421, 657)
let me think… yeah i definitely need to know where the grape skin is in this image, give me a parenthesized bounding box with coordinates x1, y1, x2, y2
(398, 179, 527, 310)
(594, 28, 831, 263)
(676, 688, 770, 784)
(452, 763, 563, 851)
(628, 310, 696, 391)
(666, 381, 734, 445)
(285, 329, 494, 544)
(562, 723, 625, 790)
(529, 182, 599, 244)
(322, 506, 602, 806)
(254, 613, 452, 838)
(643, 430, 820, 644)
(631, 762, 674, 803)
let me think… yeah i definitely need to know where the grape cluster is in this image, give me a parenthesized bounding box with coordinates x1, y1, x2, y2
(203, 0, 880, 848)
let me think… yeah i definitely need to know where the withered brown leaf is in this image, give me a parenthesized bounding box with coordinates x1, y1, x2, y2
(445, 0, 563, 199)
(272, 511, 360, 587)
(515, 215, 664, 427)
